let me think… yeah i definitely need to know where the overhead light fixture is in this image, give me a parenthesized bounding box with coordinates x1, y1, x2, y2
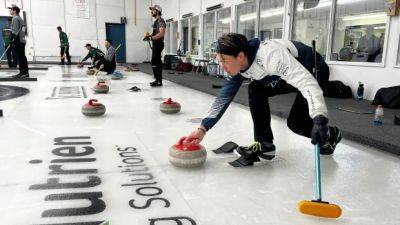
(219, 18, 231, 24)
(342, 12, 387, 21)
(237, 7, 284, 22)
(297, 0, 366, 12)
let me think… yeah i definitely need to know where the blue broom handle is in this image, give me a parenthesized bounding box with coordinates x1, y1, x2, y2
(315, 144, 322, 201)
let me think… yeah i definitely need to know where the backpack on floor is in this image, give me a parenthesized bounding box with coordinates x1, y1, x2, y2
(176, 62, 193, 72)
(372, 86, 400, 109)
(171, 57, 182, 70)
(164, 55, 175, 70)
(324, 80, 353, 99)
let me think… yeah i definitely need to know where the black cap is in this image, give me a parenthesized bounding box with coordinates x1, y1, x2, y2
(8, 5, 20, 14)
(85, 43, 92, 47)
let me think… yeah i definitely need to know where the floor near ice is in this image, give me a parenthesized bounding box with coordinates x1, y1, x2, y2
(0, 65, 399, 225)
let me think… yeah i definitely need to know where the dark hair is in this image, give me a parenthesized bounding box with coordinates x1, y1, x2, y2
(105, 39, 112, 45)
(57, 26, 62, 30)
(217, 33, 248, 57)
(7, 17, 12, 22)
(11, 6, 20, 14)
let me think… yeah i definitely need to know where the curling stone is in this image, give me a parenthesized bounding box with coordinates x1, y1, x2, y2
(81, 99, 106, 116)
(111, 71, 124, 80)
(87, 69, 96, 75)
(160, 98, 181, 114)
(169, 137, 207, 168)
(93, 82, 109, 94)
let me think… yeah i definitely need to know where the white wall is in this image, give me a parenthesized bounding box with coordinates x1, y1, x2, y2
(155, 0, 400, 100)
(0, 0, 152, 63)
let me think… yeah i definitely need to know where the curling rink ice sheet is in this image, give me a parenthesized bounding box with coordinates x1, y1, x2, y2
(0, 65, 399, 225)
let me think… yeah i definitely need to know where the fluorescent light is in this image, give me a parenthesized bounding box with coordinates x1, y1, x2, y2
(261, 8, 284, 18)
(239, 12, 257, 22)
(342, 12, 387, 21)
(296, 0, 366, 12)
(237, 8, 284, 22)
(219, 17, 231, 24)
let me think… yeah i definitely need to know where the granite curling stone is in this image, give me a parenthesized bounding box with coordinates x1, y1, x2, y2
(81, 99, 106, 116)
(160, 98, 181, 114)
(87, 69, 96, 75)
(93, 82, 109, 94)
(111, 71, 124, 80)
(169, 137, 207, 168)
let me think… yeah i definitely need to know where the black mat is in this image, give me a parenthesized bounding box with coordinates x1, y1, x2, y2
(0, 85, 29, 101)
(0, 66, 49, 70)
(0, 77, 37, 82)
(139, 63, 400, 155)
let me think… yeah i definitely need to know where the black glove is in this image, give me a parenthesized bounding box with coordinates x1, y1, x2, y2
(311, 115, 329, 146)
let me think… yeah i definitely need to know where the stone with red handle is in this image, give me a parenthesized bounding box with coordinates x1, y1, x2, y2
(81, 99, 106, 117)
(169, 137, 207, 168)
(160, 98, 181, 114)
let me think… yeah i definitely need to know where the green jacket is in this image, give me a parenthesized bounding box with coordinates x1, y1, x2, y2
(82, 47, 105, 61)
(2, 24, 11, 46)
(59, 31, 69, 47)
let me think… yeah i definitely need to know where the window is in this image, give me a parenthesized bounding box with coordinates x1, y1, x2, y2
(237, 1, 257, 40)
(203, 12, 215, 54)
(331, 0, 387, 63)
(292, 0, 332, 56)
(190, 16, 200, 55)
(216, 8, 231, 39)
(171, 21, 178, 54)
(165, 23, 171, 53)
(181, 19, 189, 54)
(259, 0, 285, 41)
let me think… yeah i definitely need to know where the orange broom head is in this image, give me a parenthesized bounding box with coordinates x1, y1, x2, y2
(298, 200, 342, 218)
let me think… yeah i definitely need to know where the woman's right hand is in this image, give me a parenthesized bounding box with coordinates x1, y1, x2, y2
(185, 127, 206, 145)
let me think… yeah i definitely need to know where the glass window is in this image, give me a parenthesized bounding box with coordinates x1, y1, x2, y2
(217, 8, 231, 39)
(331, 0, 387, 63)
(292, 0, 332, 56)
(190, 16, 200, 55)
(259, 0, 285, 41)
(171, 21, 178, 54)
(181, 19, 189, 54)
(203, 12, 215, 55)
(237, 1, 257, 40)
(165, 23, 171, 53)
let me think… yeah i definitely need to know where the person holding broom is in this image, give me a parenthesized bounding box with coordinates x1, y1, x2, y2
(57, 26, 71, 65)
(185, 33, 342, 167)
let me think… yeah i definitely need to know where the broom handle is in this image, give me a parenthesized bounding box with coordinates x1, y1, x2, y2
(312, 40, 318, 81)
(314, 144, 322, 202)
(0, 45, 11, 61)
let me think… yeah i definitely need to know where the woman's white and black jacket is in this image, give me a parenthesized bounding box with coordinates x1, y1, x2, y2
(201, 39, 328, 131)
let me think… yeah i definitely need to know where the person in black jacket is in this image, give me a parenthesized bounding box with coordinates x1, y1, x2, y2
(145, 5, 166, 87)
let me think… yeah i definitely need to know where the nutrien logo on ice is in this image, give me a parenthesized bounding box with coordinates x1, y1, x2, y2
(28, 136, 197, 225)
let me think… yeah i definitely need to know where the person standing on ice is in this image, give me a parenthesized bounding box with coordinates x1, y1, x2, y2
(185, 33, 342, 167)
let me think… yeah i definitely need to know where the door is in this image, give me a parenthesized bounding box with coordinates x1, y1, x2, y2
(105, 23, 126, 63)
(0, 17, 10, 59)
(183, 27, 189, 54)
